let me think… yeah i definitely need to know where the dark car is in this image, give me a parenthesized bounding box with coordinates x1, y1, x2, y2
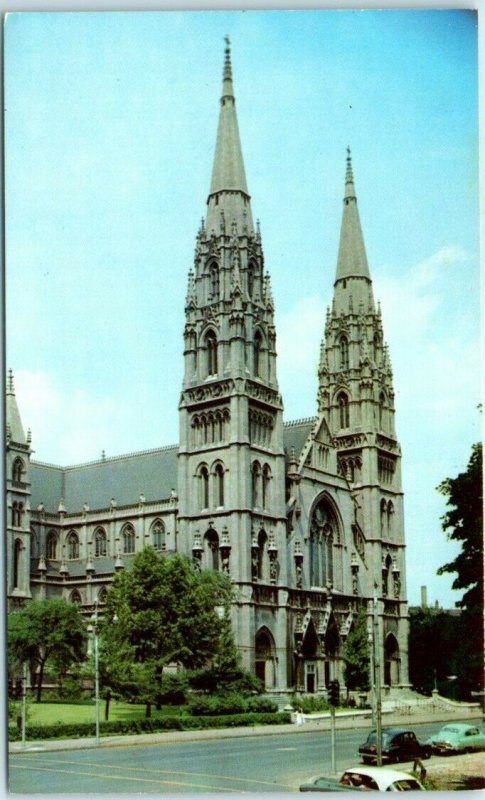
(359, 727, 432, 764)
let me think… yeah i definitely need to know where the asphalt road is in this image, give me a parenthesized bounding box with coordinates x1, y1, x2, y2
(8, 718, 481, 794)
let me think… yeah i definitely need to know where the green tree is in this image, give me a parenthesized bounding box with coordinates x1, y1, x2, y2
(101, 548, 235, 716)
(8, 599, 87, 702)
(436, 442, 484, 694)
(342, 607, 370, 692)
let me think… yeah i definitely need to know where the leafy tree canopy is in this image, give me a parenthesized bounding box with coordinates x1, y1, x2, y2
(101, 548, 236, 711)
(8, 598, 86, 701)
(342, 606, 370, 692)
(437, 442, 483, 616)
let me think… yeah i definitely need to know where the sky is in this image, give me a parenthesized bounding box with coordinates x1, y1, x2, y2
(5, 9, 480, 609)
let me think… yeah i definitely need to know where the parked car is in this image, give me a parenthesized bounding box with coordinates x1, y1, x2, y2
(426, 723, 485, 755)
(359, 727, 432, 764)
(300, 766, 425, 792)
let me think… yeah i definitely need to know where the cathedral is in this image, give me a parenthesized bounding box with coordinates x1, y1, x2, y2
(6, 41, 410, 694)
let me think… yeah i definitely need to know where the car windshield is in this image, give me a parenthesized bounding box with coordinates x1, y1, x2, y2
(388, 779, 423, 791)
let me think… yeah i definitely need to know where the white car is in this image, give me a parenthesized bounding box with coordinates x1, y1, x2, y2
(300, 766, 425, 792)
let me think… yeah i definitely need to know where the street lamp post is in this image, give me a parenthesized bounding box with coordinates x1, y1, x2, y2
(88, 599, 100, 746)
(373, 591, 383, 767)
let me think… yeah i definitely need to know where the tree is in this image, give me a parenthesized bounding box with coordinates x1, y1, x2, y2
(8, 599, 87, 701)
(436, 442, 484, 694)
(101, 548, 235, 716)
(342, 606, 370, 692)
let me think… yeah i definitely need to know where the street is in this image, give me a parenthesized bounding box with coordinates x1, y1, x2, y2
(8, 717, 481, 794)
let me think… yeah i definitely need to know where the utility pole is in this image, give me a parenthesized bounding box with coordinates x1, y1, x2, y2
(373, 590, 382, 767)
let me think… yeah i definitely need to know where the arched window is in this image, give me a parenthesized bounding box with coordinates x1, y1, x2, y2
(205, 330, 218, 376)
(339, 336, 349, 370)
(251, 461, 261, 508)
(262, 464, 271, 510)
(94, 527, 107, 557)
(209, 262, 219, 300)
(122, 524, 135, 554)
(309, 499, 338, 588)
(46, 530, 58, 560)
(380, 498, 387, 538)
(254, 331, 263, 378)
(198, 465, 209, 509)
(214, 463, 225, 507)
(247, 262, 255, 297)
(151, 519, 166, 551)
(204, 529, 219, 570)
(257, 528, 269, 582)
(12, 458, 24, 484)
(379, 392, 386, 430)
(387, 501, 394, 540)
(67, 531, 79, 560)
(337, 392, 349, 428)
(13, 538, 22, 589)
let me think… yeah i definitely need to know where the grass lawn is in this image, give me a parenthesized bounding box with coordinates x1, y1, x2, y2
(26, 701, 184, 726)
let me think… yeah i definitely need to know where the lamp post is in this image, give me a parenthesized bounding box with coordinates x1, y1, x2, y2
(87, 599, 100, 746)
(373, 590, 383, 767)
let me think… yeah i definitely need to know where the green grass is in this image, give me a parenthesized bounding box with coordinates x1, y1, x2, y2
(26, 701, 185, 727)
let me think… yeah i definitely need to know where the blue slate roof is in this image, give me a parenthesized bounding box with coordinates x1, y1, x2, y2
(30, 419, 317, 514)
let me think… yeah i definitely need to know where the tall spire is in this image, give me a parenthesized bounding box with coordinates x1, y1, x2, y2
(6, 369, 27, 445)
(334, 149, 373, 314)
(206, 38, 253, 234)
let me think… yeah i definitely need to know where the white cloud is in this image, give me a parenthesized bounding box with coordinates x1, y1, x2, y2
(14, 370, 121, 465)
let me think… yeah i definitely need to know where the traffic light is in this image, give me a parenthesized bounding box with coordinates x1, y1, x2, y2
(328, 679, 340, 707)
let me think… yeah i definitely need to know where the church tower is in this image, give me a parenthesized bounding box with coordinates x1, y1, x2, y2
(6, 370, 33, 609)
(177, 40, 288, 687)
(318, 150, 409, 687)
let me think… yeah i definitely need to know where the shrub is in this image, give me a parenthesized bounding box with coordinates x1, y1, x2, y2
(8, 711, 291, 741)
(291, 695, 330, 713)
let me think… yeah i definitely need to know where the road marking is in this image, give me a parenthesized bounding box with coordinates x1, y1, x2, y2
(9, 763, 250, 793)
(9, 757, 296, 791)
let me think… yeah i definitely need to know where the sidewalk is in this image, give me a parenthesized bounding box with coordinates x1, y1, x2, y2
(9, 705, 481, 754)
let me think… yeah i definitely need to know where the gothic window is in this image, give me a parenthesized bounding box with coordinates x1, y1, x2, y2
(380, 498, 387, 538)
(214, 463, 225, 507)
(209, 261, 220, 300)
(339, 336, 349, 370)
(46, 530, 58, 560)
(70, 589, 82, 604)
(122, 524, 135, 554)
(67, 531, 80, 560)
(199, 465, 209, 509)
(94, 527, 107, 557)
(337, 392, 350, 429)
(262, 464, 271, 510)
(13, 538, 22, 588)
(205, 330, 218, 376)
(379, 392, 386, 430)
(12, 457, 24, 484)
(151, 519, 166, 551)
(251, 461, 261, 508)
(257, 528, 269, 582)
(309, 499, 338, 588)
(254, 330, 263, 378)
(204, 529, 219, 570)
(387, 501, 394, 540)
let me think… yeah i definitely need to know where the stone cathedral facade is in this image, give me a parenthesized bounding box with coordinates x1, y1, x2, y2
(6, 43, 410, 694)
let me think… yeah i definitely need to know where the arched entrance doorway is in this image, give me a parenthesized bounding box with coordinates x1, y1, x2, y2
(255, 628, 276, 690)
(384, 633, 400, 686)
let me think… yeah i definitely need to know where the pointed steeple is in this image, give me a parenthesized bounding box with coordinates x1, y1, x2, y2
(6, 370, 27, 445)
(206, 38, 253, 235)
(334, 150, 373, 315)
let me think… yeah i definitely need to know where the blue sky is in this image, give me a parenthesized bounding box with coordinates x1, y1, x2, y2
(5, 10, 480, 608)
